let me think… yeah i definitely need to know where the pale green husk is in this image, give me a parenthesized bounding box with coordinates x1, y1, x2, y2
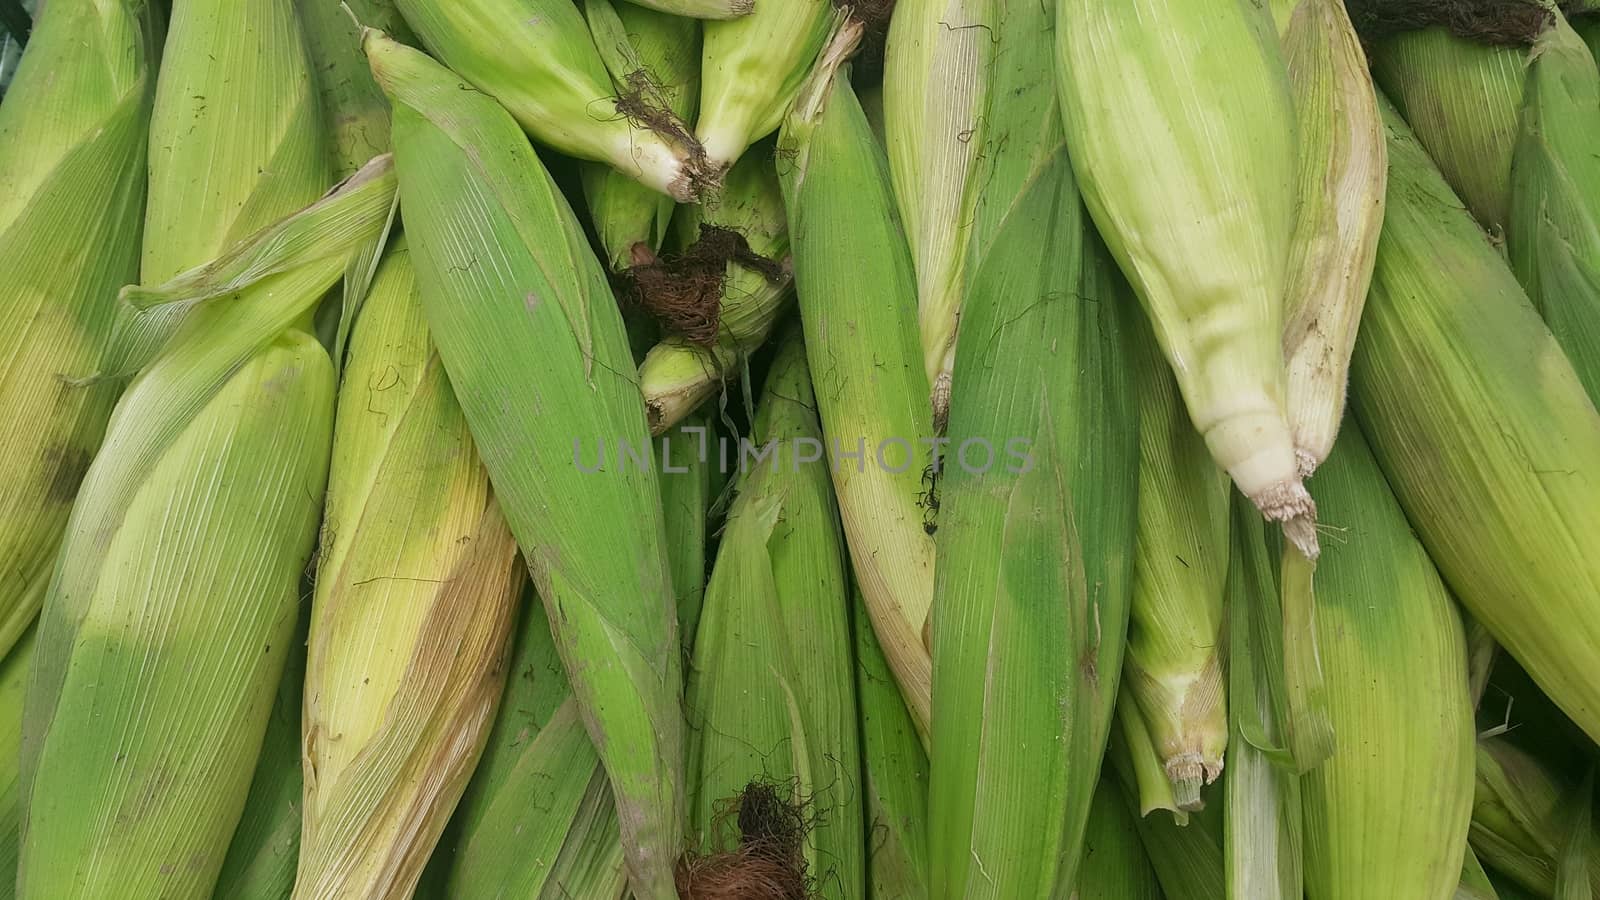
(0, 0, 156, 663)
(19, 0, 342, 893)
(777, 22, 936, 736)
(1299, 423, 1475, 900)
(579, 0, 700, 271)
(1370, 27, 1525, 233)
(658, 413, 712, 651)
(1508, 10, 1600, 405)
(697, 0, 833, 169)
(1125, 311, 1230, 808)
(1055, 0, 1315, 553)
(1350, 99, 1600, 747)
(1469, 738, 1600, 897)
(393, 0, 709, 200)
(882, 0, 995, 425)
(1276, 0, 1387, 475)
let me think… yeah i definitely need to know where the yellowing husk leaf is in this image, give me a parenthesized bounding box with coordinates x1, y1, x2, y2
(0, 0, 156, 661)
(1508, 10, 1600, 404)
(682, 332, 863, 898)
(854, 588, 931, 900)
(579, 0, 700, 271)
(882, 0, 994, 426)
(1073, 776, 1164, 900)
(1349, 99, 1600, 747)
(430, 592, 628, 899)
(1370, 27, 1526, 234)
(697, 0, 833, 169)
(368, 32, 684, 900)
(1299, 423, 1475, 900)
(294, 241, 525, 900)
(928, 0, 1138, 886)
(19, 0, 343, 894)
(1125, 313, 1230, 808)
(1276, 0, 1387, 475)
(638, 150, 792, 434)
(393, 0, 710, 200)
(1055, 0, 1316, 556)
(777, 22, 935, 737)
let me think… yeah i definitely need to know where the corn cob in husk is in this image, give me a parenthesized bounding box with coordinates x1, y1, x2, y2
(429, 591, 628, 899)
(777, 22, 936, 736)
(1073, 776, 1163, 900)
(214, 626, 308, 900)
(638, 149, 791, 434)
(1055, 0, 1315, 556)
(854, 588, 930, 900)
(0, 0, 156, 662)
(928, 0, 1138, 888)
(293, 241, 525, 900)
(1370, 27, 1526, 234)
(1470, 737, 1600, 898)
(218, 10, 406, 894)
(1349, 99, 1600, 747)
(682, 332, 863, 899)
(368, 32, 684, 899)
(1299, 423, 1475, 900)
(18, 0, 347, 893)
(1225, 503, 1304, 900)
(697, 0, 833, 170)
(1274, 0, 1386, 476)
(658, 413, 712, 651)
(882, 0, 994, 426)
(1507, 10, 1600, 404)
(392, 0, 711, 201)
(579, 0, 699, 272)
(1125, 312, 1230, 810)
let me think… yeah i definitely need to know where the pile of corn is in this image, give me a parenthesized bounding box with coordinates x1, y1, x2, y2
(2, 0, 1600, 897)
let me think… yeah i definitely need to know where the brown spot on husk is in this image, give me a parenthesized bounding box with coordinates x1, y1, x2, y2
(1345, 0, 1553, 45)
(675, 781, 814, 900)
(619, 224, 786, 346)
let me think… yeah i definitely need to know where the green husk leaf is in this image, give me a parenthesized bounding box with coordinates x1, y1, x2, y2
(369, 31, 683, 900)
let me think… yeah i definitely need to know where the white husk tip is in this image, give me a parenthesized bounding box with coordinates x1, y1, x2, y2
(1164, 753, 1222, 811)
(1248, 480, 1319, 558)
(1295, 446, 1320, 479)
